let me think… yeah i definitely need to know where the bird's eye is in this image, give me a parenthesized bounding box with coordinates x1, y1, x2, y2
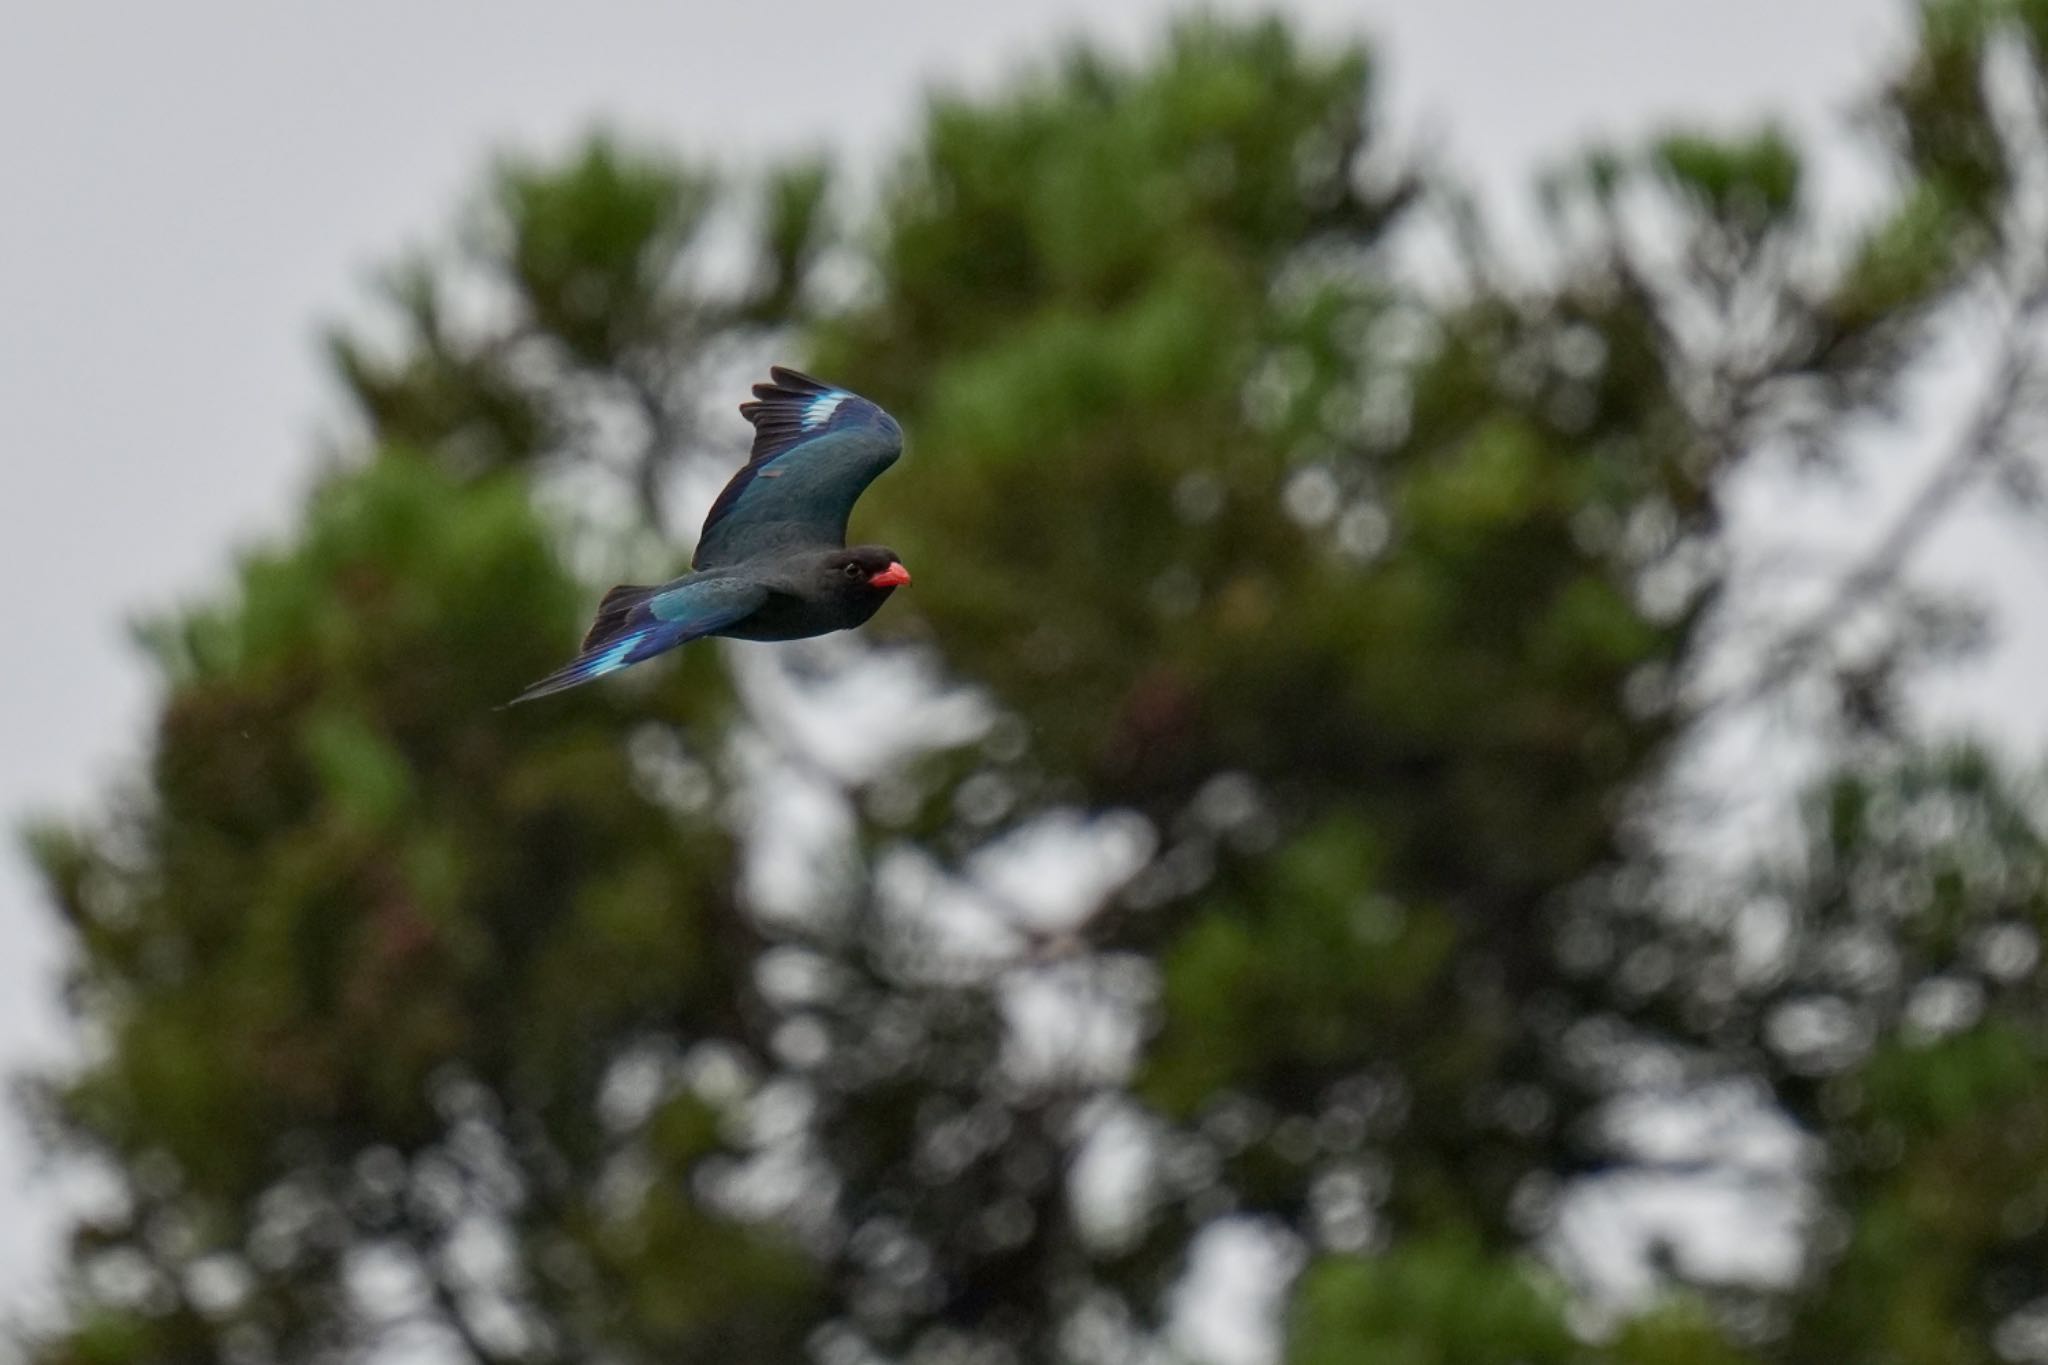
(843, 562, 865, 579)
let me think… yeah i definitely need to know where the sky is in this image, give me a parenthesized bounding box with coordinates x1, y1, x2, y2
(8, 0, 2034, 1337)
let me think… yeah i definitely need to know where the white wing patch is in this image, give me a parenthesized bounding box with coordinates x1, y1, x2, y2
(802, 392, 847, 429)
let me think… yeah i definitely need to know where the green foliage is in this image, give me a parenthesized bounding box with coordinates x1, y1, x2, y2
(495, 136, 714, 364)
(1653, 127, 1802, 236)
(1291, 1239, 1762, 1365)
(1760, 746, 2048, 1363)
(1144, 819, 1458, 1115)
(34, 458, 814, 1360)
(1289, 1238, 1583, 1365)
(28, 5, 2048, 1364)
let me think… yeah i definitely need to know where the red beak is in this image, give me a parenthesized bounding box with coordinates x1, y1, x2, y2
(867, 561, 912, 589)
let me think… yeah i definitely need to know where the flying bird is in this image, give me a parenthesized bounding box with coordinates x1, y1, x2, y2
(510, 366, 911, 704)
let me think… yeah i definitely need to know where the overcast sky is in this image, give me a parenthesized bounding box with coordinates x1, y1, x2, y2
(10, 0, 2025, 1328)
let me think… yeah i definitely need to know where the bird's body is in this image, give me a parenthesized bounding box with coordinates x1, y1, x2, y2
(714, 546, 905, 641)
(510, 368, 911, 704)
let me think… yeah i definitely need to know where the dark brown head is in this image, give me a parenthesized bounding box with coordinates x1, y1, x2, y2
(815, 546, 911, 619)
(840, 545, 911, 589)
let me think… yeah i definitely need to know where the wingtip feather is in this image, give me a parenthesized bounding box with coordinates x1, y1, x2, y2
(768, 365, 827, 393)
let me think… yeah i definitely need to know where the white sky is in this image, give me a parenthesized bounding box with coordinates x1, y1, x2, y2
(11, 0, 2035, 1334)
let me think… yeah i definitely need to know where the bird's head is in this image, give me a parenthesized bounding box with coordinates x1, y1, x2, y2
(831, 545, 913, 596)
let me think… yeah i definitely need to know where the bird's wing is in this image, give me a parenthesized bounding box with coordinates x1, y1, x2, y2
(508, 575, 768, 704)
(692, 366, 903, 569)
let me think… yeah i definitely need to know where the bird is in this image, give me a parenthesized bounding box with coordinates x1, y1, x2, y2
(509, 366, 911, 704)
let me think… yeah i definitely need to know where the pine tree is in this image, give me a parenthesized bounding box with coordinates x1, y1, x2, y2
(28, 7, 2048, 1362)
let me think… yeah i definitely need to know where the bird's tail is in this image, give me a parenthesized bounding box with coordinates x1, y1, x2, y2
(581, 583, 659, 650)
(506, 620, 678, 706)
(504, 584, 663, 707)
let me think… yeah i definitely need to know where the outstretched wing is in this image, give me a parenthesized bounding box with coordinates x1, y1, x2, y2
(692, 366, 903, 569)
(508, 575, 768, 705)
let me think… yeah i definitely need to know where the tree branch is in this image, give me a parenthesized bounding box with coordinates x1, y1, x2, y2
(1716, 300, 2044, 710)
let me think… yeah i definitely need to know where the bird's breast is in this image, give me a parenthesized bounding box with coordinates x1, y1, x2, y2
(719, 587, 889, 642)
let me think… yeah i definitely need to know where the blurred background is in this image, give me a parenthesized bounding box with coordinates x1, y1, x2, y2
(9, 0, 2048, 1360)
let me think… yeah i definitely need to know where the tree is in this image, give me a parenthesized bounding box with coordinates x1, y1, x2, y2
(25, 6, 2048, 1362)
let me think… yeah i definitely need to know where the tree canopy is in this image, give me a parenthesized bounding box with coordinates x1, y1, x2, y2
(26, 5, 2048, 1362)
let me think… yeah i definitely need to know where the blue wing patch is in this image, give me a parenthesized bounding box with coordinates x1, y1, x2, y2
(736, 367, 896, 466)
(508, 575, 768, 705)
(692, 366, 904, 569)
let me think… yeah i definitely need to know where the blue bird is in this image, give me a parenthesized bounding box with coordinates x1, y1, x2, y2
(510, 366, 911, 704)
